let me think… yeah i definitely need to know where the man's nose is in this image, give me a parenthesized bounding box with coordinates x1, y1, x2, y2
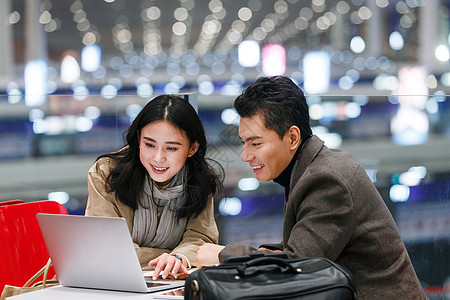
(241, 146, 254, 162)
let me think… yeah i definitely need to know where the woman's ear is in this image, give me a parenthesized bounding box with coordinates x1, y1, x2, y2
(288, 126, 302, 151)
(188, 142, 200, 157)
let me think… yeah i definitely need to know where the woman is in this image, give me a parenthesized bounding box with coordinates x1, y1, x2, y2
(85, 94, 223, 280)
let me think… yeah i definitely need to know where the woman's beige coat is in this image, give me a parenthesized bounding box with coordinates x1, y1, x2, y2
(85, 158, 219, 269)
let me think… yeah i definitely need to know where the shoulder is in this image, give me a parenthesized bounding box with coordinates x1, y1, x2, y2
(302, 152, 362, 193)
(89, 156, 116, 178)
(316, 147, 359, 174)
(290, 144, 375, 211)
(89, 146, 129, 172)
(292, 139, 366, 193)
(303, 136, 359, 177)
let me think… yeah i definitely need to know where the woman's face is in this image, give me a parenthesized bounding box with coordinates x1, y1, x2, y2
(139, 120, 198, 186)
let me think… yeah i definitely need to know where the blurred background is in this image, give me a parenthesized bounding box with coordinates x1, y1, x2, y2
(0, 0, 449, 297)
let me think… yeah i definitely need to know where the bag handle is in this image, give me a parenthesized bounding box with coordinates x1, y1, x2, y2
(237, 257, 300, 277)
(23, 258, 52, 288)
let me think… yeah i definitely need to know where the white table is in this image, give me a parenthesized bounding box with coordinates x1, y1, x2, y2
(7, 285, 181, 300)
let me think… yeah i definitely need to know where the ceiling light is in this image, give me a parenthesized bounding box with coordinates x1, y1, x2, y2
(262, 44, 286, 76)
(25, 60, 47, 106)
(238, 40, 260, 67)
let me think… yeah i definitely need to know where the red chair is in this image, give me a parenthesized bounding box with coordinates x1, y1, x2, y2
(0, 199, 25, 207)
(0, 200, 68, 291)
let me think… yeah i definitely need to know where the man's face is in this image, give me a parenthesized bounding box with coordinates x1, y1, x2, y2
(239, 114, 295, 182)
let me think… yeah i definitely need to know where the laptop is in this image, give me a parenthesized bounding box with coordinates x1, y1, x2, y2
(36, 213, 185, 293)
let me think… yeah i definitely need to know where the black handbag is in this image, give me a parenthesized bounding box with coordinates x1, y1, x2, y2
(184, 256, 355, 300)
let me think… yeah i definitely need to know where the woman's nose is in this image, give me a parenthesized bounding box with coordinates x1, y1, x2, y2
(154, 148, 166, 162)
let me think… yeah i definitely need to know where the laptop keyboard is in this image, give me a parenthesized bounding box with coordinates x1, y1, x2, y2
(146, 281, 171, 288)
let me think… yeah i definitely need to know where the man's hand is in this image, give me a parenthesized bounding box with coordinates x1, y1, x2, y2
(258, 247, 283, 253)
(148, 253, 188, 280)
(196, 243, 225, 268)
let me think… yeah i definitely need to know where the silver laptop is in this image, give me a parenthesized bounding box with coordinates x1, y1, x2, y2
(36, 213, 185, 293)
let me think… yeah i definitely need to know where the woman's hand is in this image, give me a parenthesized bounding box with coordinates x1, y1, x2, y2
(148, 253, 188, 280)
(161, 288, 184, 296)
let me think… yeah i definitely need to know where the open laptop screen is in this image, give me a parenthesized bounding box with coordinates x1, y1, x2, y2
(36, 214, 184, 293)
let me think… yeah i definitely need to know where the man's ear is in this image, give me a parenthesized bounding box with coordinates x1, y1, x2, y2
(287, 126, 302, 151)
(188, 141, 200, 157)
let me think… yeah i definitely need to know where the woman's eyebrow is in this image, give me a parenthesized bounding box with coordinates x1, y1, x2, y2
(143, 137, 182, 145)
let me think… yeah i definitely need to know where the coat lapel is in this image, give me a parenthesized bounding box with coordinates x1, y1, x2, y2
(289, 136, 325, 194)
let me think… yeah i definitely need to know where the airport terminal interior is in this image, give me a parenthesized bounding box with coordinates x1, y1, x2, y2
(0, 0, 449, 297)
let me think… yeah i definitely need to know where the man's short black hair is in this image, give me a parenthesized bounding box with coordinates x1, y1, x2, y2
(234, 76, 312, 140)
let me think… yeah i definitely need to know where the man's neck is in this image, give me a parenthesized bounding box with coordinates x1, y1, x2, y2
(273, 146, 301, 189)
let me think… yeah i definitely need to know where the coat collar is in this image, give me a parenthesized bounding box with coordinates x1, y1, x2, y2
(273, 145, 302, 189)
(289, 135, 325, 189)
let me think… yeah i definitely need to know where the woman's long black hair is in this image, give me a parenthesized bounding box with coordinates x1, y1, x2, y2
(96, 94, 224, 220)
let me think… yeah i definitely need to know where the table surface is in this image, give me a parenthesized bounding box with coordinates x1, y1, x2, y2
(7, 285, 182, 300)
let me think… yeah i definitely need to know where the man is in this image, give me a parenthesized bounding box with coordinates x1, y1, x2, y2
(197, 76, 427, 299)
